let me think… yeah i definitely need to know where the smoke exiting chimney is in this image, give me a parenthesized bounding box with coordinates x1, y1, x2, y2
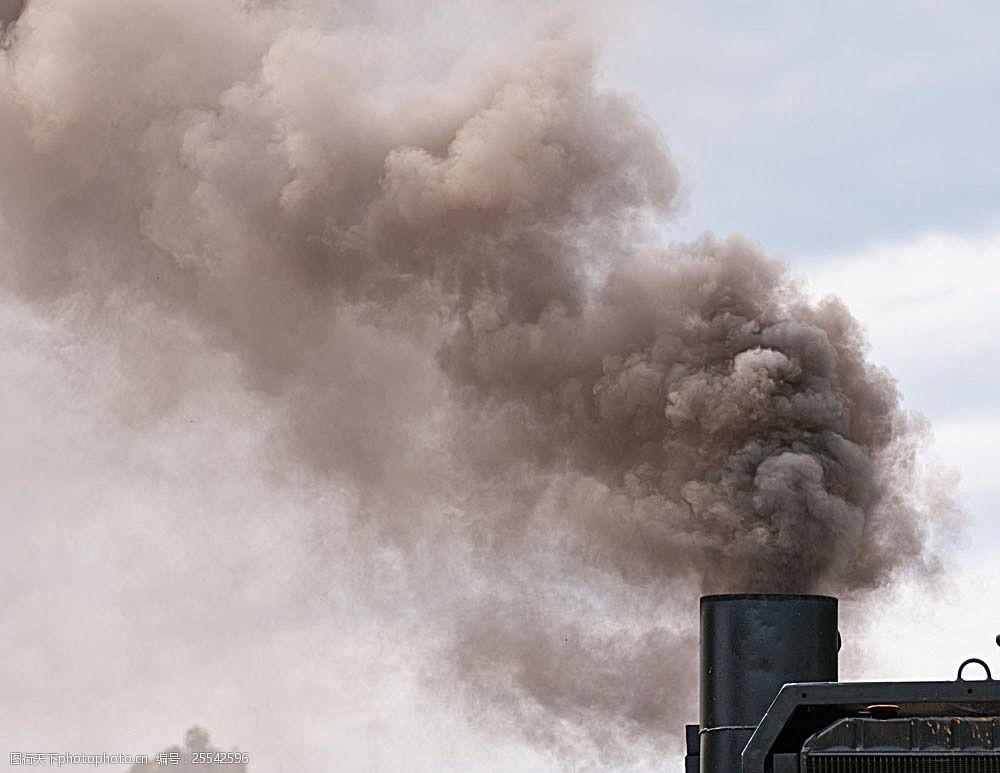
(0, 1, 960, 764)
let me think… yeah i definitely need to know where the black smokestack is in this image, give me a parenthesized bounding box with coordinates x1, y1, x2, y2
(0, 1, 959, 765)
(699, 594, 838, 773)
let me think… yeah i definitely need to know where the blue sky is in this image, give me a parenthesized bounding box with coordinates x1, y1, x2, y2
(605, 1, 1000, 256)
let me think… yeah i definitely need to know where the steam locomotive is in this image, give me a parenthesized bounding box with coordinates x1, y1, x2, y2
(687, 594, 1000, 772)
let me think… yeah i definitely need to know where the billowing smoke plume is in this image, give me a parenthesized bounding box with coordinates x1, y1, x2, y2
(0, 0, 957, 764)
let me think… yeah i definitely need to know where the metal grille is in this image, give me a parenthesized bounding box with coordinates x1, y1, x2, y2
(807, 756, 1000, 772)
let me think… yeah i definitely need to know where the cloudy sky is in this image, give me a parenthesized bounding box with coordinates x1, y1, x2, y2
(607, 0, 1000, 661)
(614, 0, 1000, 692)
(2, 2, 999, 772)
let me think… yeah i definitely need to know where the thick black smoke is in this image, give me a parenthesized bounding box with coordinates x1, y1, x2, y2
(0, 0, 958, 764)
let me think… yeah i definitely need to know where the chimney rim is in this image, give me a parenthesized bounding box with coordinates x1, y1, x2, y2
(700, 593, 837, 604)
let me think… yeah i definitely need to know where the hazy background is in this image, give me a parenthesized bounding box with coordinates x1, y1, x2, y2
(2, 1, 999, 771)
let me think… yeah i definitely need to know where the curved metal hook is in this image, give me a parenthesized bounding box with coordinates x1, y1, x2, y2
(957, 657, 993, 681)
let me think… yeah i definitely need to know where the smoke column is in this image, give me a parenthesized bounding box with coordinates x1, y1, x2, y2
(0, 0, 958, 765)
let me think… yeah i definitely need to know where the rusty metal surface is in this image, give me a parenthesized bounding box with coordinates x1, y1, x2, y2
(743, 681, 1000, 773)
(804, 716, 1000, 753)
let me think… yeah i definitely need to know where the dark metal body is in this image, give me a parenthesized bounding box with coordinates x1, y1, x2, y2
(743, 679, 1000, 773)
(699, 594, 839, 773)
(688, 593, 1000, 771)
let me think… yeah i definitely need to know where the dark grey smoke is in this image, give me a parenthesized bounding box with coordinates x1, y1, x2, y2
(443, 237, 936, 592)
(0, 0, 958, 764)
(0, 0, 23, 22)
(0, 0, 24, 39)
